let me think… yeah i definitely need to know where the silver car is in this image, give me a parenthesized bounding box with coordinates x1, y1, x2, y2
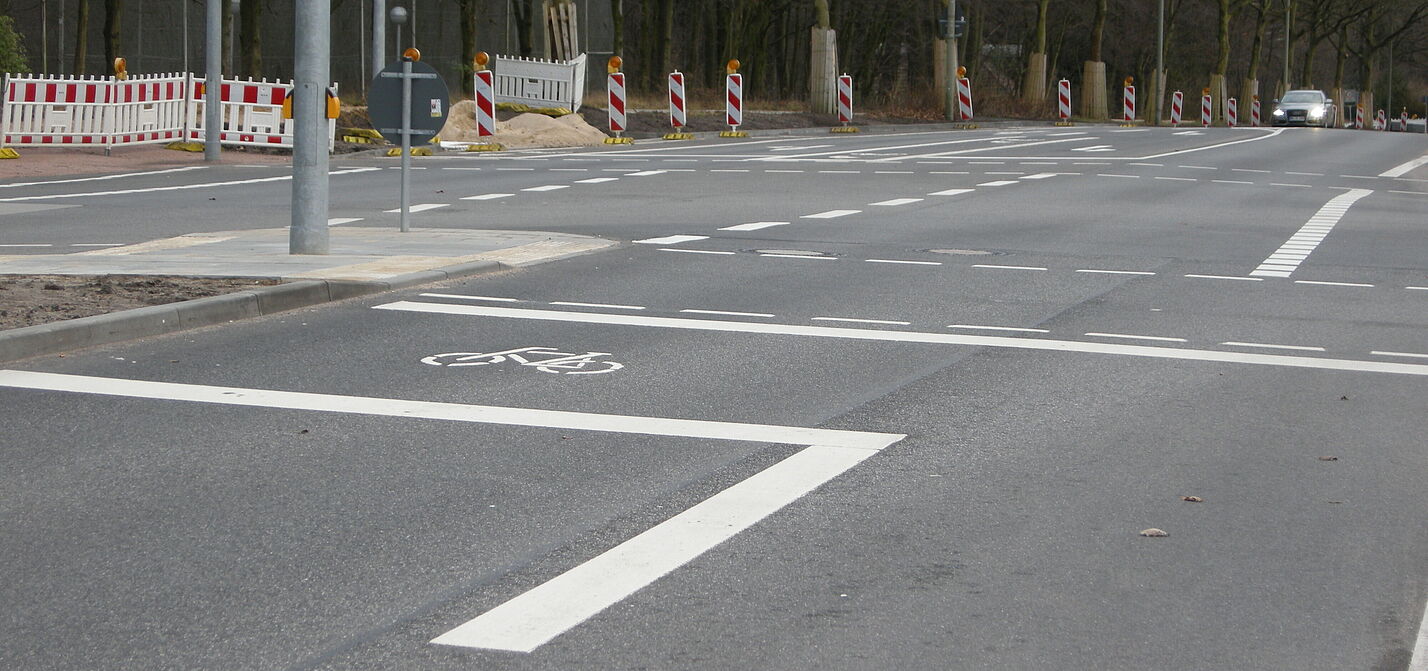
(1271, 90, 1335, 127)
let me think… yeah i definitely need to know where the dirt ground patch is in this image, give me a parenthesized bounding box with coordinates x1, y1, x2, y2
(0, 275, 279, 331)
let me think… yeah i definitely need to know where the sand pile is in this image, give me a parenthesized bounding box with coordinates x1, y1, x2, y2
(438, 101, 610, 148)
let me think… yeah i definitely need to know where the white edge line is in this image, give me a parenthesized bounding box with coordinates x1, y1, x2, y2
(1185, 274, 1263, 281)
(947, 325, 1049, 334)
(419, 293, 519, 302)
(1371, 351, 1428, 360)
(1221, 341, 1326, 352)
(549, 301, 646, 311)
(1410, 594, 1428, 671)
(972, 264, 1048, 271)
(1085, 332, 1188, 343)
(0, 165, 208, 189)
(680, 309, 775, 318)
(866, 259, 942, 266)
(811, 317, 912, 326)
(1075, 269, 1155, 276)
(659, 248, 735, 255)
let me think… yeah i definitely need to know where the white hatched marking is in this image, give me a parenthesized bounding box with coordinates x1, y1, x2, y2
(977, 180, 1019, 186)
(719, 221, 789, 232)
(634, 235, 709, 245)
(626, 170, 669, 176)
(928, 188, 974, 196)
(523, 185, 570, 192)
(869, 198, 923, 207)
(574, 177, 620, 183)
(384, 203, 449, 213)
(1380, 155, 1428, 178)
(1250, 189, 1372, 277)
(461, 193, 514, 200)
(1020, 173, 1057, 180)
(801, 210, 860, 219)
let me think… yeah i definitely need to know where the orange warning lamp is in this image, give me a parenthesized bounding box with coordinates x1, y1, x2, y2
(1124, 76, 1133, 86)
(607, 56, 623, 74)
(473, 51, 490, 72)
(326, 88, 341, 120)
(726, 59, 741, 75)
(957, 66, 967, 78)
(1203, 87, 1211, 96)
(114, 58, 128, 80)
(403, 48, 421, 62)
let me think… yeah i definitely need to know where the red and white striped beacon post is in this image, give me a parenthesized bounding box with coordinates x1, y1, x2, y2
(1355, 104, 1364, 129)
(1250, 96, 1261, 127)
(1201, 89, 1213, 127)
(1057, 79, 1072, 123)
(1122, 77, 1135, 122)
(606, 57, 628, 141)
(472, 52, 497, 140)
(1227, 97, 1238, 127)
(724, 60, 746, 136)
(1170, 90, 1184, 126)
(837, 74, 854, 126)
(1376, 109, 1386, 130)
(668, 71, 686, 129)
(956, 66, 974, 122)
(1402, 110, 1410, 131)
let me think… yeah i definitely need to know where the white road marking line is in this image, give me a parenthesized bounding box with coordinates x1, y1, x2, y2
(1097, 174, 1139, 178)
(634, 234, 709, 245)
(1185, 274, 1263, 281)
(765, 170, 805, 174)
(719, 221, 789, 231)
(1076, 269, 1155, 275)
(968, 161, 1005, 165)
(1073, 162, 1111, 165)
(496, 167, 536, 171)
(420, 293, 520, 302)
(1139, 129, 1287, 160)
(0, 369, 901, 655)
(869, 198, 923, 206)
(1340, 175, 1377, 180)
(327, 217, 363, 226)
(373, 303, 1428, 377)
(549, 301, 647, 310)
(818, 170, 860, 174)
(761, 253, 836, 260)
(1072, 145, 1113, 152)
(0, 243, 52, 247)
(1155, 176, 1197, 182)
(1294, 280, 1373, 288)
(461, 193, 514, 200)
(873, 171, 915, 174)
(1020, 173, 1057, 180)
(928, 188, 974, 196)
(948, 324, 1049, 333)
(549, 168, 589, 172)
(1389, 190, 1427, 196)
(972, 264, 1047, 271)
(1233, 168, 1271, 173)
(711, 169, 751, 173)
(70, 243, 125, 247)
(1180, 165, 1218, 170)
(977, 180, 1019, 186)
(383, 203, 449, 213)
(1409, 286, 1428, 291)
(680, 309, 775, 318)
(0, 166, 208, 189)
(0, 167, 380, 202)
(812, 317, 912, 326)
(659, 248, 736, 255)
(1221, 341, 1325, 352)
(930, 171, 970, 175)
(801, 209, 860, 219)
(1284, 171, 1323, 176)
(522, 185, 570, 192)
(1020, 162, 1058, 165)
(866, 259, 942, 266)
(1270, 183, 1311, 188)
(1213, 180, 1255, 185)
(1085, 332, 1188, 343)
(769, 144, 834, 151)
(1250, 189, 1372, 277)
(1129, 162, 1164, 167)
(1373, 351, 1428, 360)
(574, 177, 620, 183)
(985, 171, 1025, 175)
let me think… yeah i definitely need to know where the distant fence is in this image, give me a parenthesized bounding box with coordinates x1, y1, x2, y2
(490, 53, 587, 112)
(1, 73, 335, 152)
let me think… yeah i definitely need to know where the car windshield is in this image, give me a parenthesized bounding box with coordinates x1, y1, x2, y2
(1282, 92, 1321, 103)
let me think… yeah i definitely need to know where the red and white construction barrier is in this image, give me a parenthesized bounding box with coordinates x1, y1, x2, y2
(957, 77, 974, 122)
(1355, 105, 1364, 129)
(1122, 85, 1135, 121)
(1375, 109, 1386, 130)
(837, 74, 854, 125)
(668, 71, 686, 129)
(1402, 111, 1410, 131)
(607, 72, 627, 135)
(1170, 90, 1184, 126)
(1201, 94, 1212, 127)
(1057, 79, 1071, 121)
(187, 77, 336, 150)
(1, 73, 186, 148)
(473, 70, 496, 137)
(726, 73, 743, 130)
(1227, 97, 1238, 127)
(1250, 97, 1261, 127)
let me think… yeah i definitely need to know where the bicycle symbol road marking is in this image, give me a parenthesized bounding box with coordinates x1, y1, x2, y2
(421, 347, 624, 375)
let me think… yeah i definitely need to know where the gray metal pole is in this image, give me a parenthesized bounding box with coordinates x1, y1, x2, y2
(400, 57, 412, 233)
(944, 0, 959, 121)
(205, 0, 222, 162)
(372, 0, 386, 81)
(1155, 0, 1164, 125)
(1283, 0, 1292, 93)
(291, 0, 330, 254)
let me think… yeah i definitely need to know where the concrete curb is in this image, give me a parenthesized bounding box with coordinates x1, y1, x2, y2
(0, 260, 508, 364)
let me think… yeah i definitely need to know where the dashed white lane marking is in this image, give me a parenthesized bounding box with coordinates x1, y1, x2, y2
(866, 259, 942, 266)
(1409, 286, 1428, 291)
(973, 264, 1047, 271)
(1074, 162, 1111, 165)
(1155, 176, 1197, 182)
(1270, 183, 1311, 188)
(1250, 188, 1372, 277)
(1221, 341, 1325, 352)
(0, 369, 900, 655)
(1373, 351, 1428, 360)
(549, 168, 589, 172)
(70, 243, 124, 247)
(977, 180, 1019, 186)
(461, 193, 514, 200)
(634, 234, 709, 245)
(928, 188, 974, 196)
(1341, 175, 1378, 180)
(549, 301, 646, 311)
(869, 198, 923, 206)
(574, 177, 620, 183)
(0, 166, 208, 189)
(384, 203, 449, 213)
(1020, 173, 1057, 180)
(1076, 269, 1155, 276)
(1180, 165, 1217, 170)
(1285, 171, 1323, 176)
(948, 324, 1049, 334)
(523, 185, 570, 192)
(1185, 274, 1262, 281)
(496, 167, 536, 171)
(1295, 280, 1373, 288)
(711, 169, 751, 173)
(984, 171, 1025, 175)
(1380, 154, 1428, 178)
(761, 253, 836, 260)
(874, 171, 915, 174)
(719, 221, 789, 231)
(1233, 168, 1271, 173)
(0, 243, 52, 247)
(1213, 179, 1255, 185)
(680, 309, 775, 318)
(1389, 190, 1428, 196)
(327, 217, 363, 226)
(765, 170, 805, 174)
(1086, 332, 1188, 343)
(801, 210, 860, 219)
(372, 303, 1428, 377)
(1130, 162, 1164, 167)
(420, 293, 519, 302)
(659, 248, 736, 255)
(1097, 174, 1139, 179)
(0, 167, 381, 202)
(812, 316, 912, 326)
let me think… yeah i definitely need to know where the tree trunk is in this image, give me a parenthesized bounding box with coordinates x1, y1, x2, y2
(460, 0, 477, 96)
(512, 0, 534, 57)
(1246, 2, 1266, 81)
(103, 0, 120, 70)
(1023, 0, 1050, 101)
(609, 0, 623, 59)
(660, 0, 673, 75)
(73, 0, 89, 74)
(240, 0, 261, 79)
(1089, 0, 1106, 63)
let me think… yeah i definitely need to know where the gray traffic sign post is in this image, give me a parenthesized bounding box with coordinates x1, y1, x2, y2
(368, 58, 448, 232)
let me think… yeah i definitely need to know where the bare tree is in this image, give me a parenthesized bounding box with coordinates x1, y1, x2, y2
(103, 0, 120, 72)
(73, 0, 89, 74)
(240, 0, 262, 78)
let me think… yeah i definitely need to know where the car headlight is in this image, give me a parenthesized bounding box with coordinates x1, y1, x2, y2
(1308, 105, 1325, 119)
(1272, 108, 1285, 117)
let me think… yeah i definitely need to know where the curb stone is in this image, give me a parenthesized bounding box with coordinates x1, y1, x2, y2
(0, 260, 508, 364)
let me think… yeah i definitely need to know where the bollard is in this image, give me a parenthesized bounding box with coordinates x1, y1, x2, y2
(1201, 90, 1212, 127)
(1170, 90, 1184, 126)
(1375, 109, 1386, 131)
(831, 74, 858, 133)
(604, 57, 632, 144)
(1056, 79, 1073, 125)
(722, 60, 747, 137)
(1122, 77, 1135, 123)
(1250, 96, 1261, 127)
(1355, 104, 1365, 129)
(956, 67, 975, 125)
(664, 71, 692, 140)
(467, 52, 502, 152)
(1227, 97, 1238, 127)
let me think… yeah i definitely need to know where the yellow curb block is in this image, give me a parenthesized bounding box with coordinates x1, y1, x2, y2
(662, 132, 694, 140)
(341, 128, 385, 142)
(386, 147, 433, 157)
(953, 123, 979, 130)
(719, 130, 749, 138)
(464, 143, 504, 152)
(165, 141, 205, 152)
(830, 126, 860, 133)
(1054, 121, 1075, 127)
(0, 147, 19, 159)
(604, 137, 634, 145)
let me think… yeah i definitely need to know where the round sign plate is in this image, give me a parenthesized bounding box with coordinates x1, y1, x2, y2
(367, 60, 450, 138)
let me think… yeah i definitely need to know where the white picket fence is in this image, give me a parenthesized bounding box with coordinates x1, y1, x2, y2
(490, 53, 587, 112)
(1, 72, 336, 152)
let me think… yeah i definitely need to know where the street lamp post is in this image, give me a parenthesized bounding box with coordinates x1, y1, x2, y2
(390, 5, 408, 57)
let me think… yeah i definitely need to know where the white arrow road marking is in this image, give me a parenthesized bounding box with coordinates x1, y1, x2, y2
(0, 369, 903, 654)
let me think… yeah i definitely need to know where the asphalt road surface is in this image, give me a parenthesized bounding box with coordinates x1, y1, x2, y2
(3, 125, 1427, 670)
